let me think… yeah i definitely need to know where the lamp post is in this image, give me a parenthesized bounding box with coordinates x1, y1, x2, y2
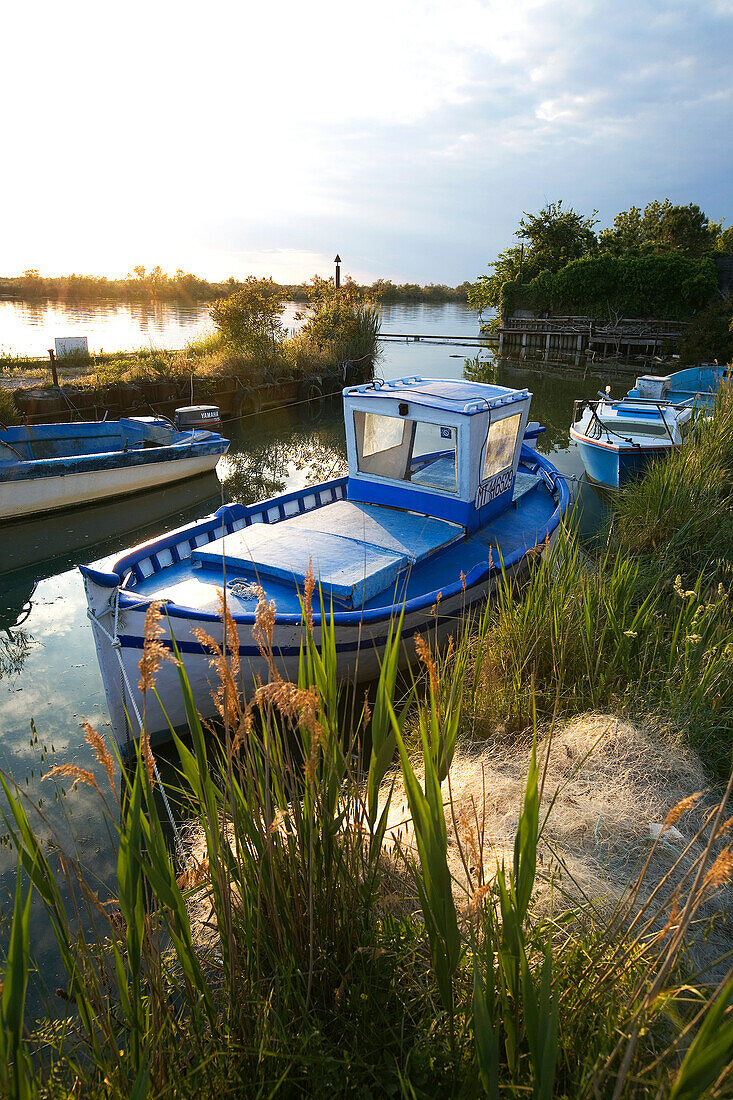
(334, 254, 341, 290)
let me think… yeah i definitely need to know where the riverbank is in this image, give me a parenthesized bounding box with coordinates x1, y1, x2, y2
(0, 345, 371, 426)
(0, 291, 380, 423)
(1, 387, 732, 1097)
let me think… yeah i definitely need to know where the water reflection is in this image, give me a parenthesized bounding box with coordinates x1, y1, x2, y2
(0, 473, 223, 577)
(0, 579, 36, 680)
(223, 408, 347, 504)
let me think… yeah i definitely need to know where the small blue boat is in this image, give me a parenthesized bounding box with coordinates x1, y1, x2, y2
(82, 376, 569, 745)
(1, 414, 229, 522)
(570, 365, 729, 489)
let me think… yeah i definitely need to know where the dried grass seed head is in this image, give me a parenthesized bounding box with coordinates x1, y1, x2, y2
(82, 719, 116, 794)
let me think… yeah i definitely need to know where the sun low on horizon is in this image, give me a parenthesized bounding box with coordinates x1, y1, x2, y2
(2, 0, 731, 285)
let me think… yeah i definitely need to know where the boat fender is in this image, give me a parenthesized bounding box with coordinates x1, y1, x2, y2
(237, 389, 262, 420)
(297, 378, 325, 417)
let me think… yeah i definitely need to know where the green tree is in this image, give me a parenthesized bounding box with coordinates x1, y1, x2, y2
(468, 245, 540, 318)
(643, 200, 719, 256)
(601, 200, 720, 258)
(598, 206, 647, 256)
(469, 202, 597, 321)
(210, 276, 287, 359)
(516, 200, 598, 273)
(715, 225, 733, 253)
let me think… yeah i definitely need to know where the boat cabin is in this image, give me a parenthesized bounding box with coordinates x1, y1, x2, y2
(344, 377, 531, 531)
(183, 377, 533, 612)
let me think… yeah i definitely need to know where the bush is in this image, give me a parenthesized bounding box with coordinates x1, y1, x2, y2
(210, 276, 287, 362)
(679, 296, 733, 364)
(512, 253, 718, 320)
(0, 387, 20, 424)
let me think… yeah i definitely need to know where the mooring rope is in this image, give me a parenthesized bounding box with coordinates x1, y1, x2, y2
(86, 597, 186, 862)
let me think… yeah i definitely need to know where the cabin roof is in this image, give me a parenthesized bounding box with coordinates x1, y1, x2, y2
(344, 376, 529, 416)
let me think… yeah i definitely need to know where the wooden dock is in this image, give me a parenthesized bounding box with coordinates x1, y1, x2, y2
(496, 315, 686, 366)
(379, 333, 488, 348)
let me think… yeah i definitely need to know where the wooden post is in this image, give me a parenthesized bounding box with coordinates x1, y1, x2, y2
(48, 349, 59, 387)
(334, 254, 341, 289)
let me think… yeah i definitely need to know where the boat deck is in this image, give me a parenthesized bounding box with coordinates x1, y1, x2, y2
(130, 471, 552, 617)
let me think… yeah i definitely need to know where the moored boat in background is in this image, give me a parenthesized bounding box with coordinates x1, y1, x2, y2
(570, 364, 729, 489)
(82, 376, 569, 746)
(0, 413, 229, 522)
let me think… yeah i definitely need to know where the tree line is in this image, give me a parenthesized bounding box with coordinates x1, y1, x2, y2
(469, 199, 732, 326)
(0, 268, 470, 306)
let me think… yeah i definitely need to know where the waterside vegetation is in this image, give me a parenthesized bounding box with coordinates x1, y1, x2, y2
(0, 269, 470, 307)
(470, 200, 733, 352)
(0, 278, 382, 416)
(2, 380, 733, 1094)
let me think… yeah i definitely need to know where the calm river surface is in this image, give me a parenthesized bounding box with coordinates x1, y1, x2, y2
(0, 301, 614, 998)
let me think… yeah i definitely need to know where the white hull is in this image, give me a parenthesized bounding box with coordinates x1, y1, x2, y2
(85, 561, 529, 746)
(1, 453, 221, 521)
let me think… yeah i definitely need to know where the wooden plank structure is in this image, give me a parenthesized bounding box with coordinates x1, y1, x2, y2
(496, 315, 686, 367)
(379, 333, 488, 348)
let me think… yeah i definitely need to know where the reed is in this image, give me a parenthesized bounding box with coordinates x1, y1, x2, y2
(613, 381, 733, 590)
(0, 386, 20, 424)
(1, 585, 731, 1096)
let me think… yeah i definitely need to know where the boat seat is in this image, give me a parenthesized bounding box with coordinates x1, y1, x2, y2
(410, 454, 457, 491)
(192, 500, 464, 609)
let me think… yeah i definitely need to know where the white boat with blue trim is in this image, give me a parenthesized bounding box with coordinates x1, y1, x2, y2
(570, 365, 729, 489)
(0, 412, 229, 522)
(81, 377, 569, 746)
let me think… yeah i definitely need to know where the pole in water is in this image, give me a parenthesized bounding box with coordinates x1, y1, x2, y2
(48, 348, 59, 387)
(334, 254, 341, 289)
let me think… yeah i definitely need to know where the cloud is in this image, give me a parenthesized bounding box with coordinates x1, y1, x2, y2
(0, 0, 731, 283)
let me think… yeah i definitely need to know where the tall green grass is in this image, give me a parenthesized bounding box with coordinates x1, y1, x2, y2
(1, 586, 732, 1097)
(467, 531, 733, 773)
(613, 381, 733, 590)
(2, 387, 732, 1095)
(0, 387, 20, 424)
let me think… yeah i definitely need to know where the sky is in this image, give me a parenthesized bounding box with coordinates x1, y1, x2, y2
(2, 0, 731, 285)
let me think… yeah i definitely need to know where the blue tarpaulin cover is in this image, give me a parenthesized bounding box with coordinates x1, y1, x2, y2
(192, 500, 463, 608)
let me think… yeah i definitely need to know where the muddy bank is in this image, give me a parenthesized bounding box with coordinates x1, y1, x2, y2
(8, 360, 371, 425)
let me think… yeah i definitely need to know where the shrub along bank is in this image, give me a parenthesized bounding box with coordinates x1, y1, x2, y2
(500, 253, 718, 321)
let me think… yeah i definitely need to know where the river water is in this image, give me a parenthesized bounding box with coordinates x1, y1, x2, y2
(0, 301, 613, 996)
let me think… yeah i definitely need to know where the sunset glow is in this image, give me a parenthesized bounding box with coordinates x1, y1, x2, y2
(2, 0, 731, 283)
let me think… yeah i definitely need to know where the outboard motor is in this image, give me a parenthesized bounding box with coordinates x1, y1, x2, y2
(174, 405, 221, 431)
(632, 375, 671, 400)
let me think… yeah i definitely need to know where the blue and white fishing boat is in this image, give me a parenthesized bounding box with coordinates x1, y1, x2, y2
(0, 414, 229, 522)
(570, 365, 729, 489)
(81, 377, 569, 746)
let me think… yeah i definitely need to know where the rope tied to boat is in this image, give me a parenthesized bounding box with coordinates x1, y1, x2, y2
(86, 595, 185, 863)
(227, 580, 262, 600)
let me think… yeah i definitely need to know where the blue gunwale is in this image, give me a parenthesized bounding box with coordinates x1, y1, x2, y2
(80, 446, 569, 630)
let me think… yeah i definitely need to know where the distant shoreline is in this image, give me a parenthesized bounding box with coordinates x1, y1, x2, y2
(0, 273, 471, 307)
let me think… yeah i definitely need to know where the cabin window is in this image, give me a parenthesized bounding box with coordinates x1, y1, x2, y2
(353, 410, 458, 491)
(362, 412, 407, 458)
(481, 413, 521, 482)
(410, 421, 457, 491)
(354, 411, 413, 479)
